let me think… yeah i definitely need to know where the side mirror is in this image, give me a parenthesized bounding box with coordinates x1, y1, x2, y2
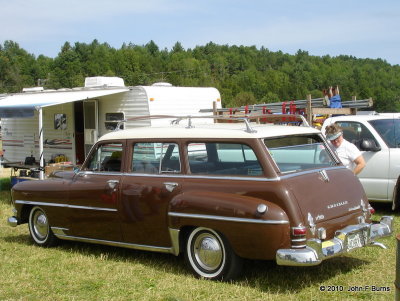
(360, 138, 381, 152)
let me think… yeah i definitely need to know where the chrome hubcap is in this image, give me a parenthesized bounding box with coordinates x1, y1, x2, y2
(193, 233, 223, 271)
(33, 211, 48, 240)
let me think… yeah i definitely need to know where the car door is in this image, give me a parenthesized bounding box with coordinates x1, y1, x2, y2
(67, 141, 124, 241)
(119, 141, 183, 248)
(336, 121, 390, 201)
(368, 118, 400, 201)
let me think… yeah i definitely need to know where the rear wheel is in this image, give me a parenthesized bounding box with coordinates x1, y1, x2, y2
(184, 227, 242, 281)
(28, 206, 58, 247)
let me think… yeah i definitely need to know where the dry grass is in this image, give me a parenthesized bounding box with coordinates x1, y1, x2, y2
(0, 189, 397, 300)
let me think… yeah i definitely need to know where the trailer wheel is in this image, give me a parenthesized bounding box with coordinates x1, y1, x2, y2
(28, 206, 58, 247)
(184, 227, 242, 281)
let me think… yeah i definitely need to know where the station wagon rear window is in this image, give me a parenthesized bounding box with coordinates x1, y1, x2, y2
(264, 135, 336, 173)
(188, 142, 263, 176)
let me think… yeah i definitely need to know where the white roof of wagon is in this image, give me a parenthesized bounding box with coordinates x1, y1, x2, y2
(98, 122, 321, 141)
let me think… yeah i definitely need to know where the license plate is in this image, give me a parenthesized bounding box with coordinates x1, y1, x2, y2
(347, 233, 364, 251)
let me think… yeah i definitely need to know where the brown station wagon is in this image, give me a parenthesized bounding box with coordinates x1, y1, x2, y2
(7, 116, 393, 280)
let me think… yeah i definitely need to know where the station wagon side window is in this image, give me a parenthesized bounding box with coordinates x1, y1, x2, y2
(131, 142, 181, 174)
(85, 143, 123, 172)
(188, 142, 263, 176)
(264, 135, 336, 173)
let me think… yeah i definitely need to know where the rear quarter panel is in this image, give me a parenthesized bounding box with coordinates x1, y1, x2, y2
(168, 180, 294, 260)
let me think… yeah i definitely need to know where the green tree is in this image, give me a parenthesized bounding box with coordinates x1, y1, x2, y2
(1, 40, 400, 114)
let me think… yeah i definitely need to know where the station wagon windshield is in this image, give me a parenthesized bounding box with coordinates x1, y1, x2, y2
(264, 135, 337, 173)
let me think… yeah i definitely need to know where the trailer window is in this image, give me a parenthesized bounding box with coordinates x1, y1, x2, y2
(105, 113, 125, 131)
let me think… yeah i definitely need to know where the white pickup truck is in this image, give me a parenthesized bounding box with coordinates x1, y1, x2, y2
(322, 113, 400, 210)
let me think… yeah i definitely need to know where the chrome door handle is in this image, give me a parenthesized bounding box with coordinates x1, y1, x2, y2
(164, 182, 178, 192)
(107, 180, 119, 189)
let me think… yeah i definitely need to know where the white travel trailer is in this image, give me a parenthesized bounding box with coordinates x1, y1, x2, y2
(0, 77, 222, 168)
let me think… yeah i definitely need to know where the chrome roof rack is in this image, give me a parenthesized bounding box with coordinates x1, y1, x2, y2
(116, 114, 310, 133)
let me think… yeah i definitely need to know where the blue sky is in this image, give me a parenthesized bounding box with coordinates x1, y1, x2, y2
(1, 0, 400, 65)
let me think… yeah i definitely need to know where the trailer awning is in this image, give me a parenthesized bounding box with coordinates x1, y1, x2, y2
(0, 88, 129, 118)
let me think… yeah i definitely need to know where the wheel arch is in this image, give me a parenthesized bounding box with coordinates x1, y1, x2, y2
(392, 176, 400, 210)
(20, 204, 33, 224)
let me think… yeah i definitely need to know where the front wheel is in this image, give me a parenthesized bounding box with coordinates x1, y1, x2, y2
(28, 206, 58, 247)
(184, 227, 242, 281)
(392, 181, 400, 211)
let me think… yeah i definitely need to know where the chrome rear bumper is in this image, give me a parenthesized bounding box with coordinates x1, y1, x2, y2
(276, 216, 393, 266)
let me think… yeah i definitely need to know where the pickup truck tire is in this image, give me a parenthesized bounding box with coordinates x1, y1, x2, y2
(392, 180, 400, 211)
(185, 227, 242, 281)
(28, 206, 58, 247)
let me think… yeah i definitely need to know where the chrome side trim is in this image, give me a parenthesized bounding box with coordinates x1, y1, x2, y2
(51, 227, 69, 235)
(15, 200, 117, 212)
(79, 166, 345, 182)
(169, 228, 180, 256)
(54, 234, 173, 254)
(78, 171, 124, 176)
(279, 166, 346, 180)
(168, 212, 289, 225)
(125, 172, 281, 182)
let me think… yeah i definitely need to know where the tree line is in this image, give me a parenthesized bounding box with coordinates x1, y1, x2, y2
(1, 39, 399, 112)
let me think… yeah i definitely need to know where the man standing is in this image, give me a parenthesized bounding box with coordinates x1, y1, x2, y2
(325, 124, 366, 175)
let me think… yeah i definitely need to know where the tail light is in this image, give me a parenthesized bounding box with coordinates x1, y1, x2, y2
(369, 205, 375, 215)
(291, 226, 307, 248)
(292, 226, 307, 236)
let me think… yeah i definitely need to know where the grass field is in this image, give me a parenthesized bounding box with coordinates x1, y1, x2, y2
(0, 187, 398, 300)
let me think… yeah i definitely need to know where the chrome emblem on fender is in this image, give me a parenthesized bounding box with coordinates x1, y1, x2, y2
(318, 169, 330, 182)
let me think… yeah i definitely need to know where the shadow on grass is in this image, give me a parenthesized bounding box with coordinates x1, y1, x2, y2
(2, 232, 371, 294)
(2, 233, 189, 275)
(3, 234, 31, 245)
(239, 256, 368, 293)
(370, 201, 398, 216)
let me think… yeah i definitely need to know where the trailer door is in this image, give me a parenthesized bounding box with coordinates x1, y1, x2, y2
(83, 100, 99, 156)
